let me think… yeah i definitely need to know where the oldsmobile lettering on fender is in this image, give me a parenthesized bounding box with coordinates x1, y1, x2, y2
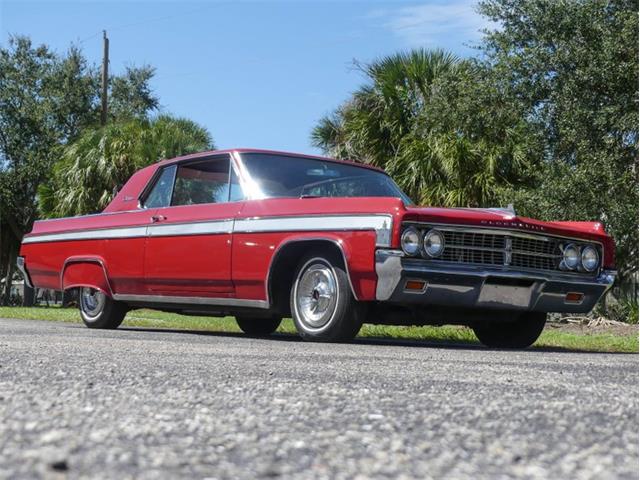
(18, 149, 617, 347)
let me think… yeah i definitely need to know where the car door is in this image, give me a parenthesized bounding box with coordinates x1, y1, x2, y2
(142, 154, 243, 296)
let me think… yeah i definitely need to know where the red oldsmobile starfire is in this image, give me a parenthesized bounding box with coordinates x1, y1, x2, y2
(18, 149, 616, 348)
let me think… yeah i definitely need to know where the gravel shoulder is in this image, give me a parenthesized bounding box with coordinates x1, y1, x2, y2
(0, 317, 637, 480)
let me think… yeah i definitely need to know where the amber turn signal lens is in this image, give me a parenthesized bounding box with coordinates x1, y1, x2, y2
(565, 292, 584, 303)
(405, 280, 426, 292)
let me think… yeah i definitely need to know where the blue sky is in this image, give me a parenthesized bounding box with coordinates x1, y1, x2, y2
(1, 0, 490, 154)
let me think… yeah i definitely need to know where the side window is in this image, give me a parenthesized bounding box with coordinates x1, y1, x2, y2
(171, 157, 231, 206)
(143, 165, 177, 208)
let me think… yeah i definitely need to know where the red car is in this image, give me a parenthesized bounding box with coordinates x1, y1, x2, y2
(18, 149, 616, 347)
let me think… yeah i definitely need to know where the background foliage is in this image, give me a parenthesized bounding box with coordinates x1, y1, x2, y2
(38, 115, 212, 218)
(313, 0, 638, 283)
(0, 36, 212, 303)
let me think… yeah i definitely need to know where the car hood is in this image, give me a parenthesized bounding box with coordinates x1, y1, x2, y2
(402, 206, 608, 240)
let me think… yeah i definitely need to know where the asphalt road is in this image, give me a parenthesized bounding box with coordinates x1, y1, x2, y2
(0, 318, 637, 480)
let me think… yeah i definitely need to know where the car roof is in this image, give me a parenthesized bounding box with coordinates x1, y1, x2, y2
(156, 148, 387, 174)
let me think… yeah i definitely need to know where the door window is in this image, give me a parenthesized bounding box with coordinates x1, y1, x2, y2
(172, 157, 231, 206)
(143, 165, 177, 208)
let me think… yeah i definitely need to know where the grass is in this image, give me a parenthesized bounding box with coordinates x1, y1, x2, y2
(0, 306, 637, 353)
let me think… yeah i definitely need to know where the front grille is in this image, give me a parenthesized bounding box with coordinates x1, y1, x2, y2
(408, 225, 599, 275)
(441, 229, 562, 271)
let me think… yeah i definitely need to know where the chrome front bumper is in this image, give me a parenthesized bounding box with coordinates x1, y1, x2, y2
(375, 250, 616, 313)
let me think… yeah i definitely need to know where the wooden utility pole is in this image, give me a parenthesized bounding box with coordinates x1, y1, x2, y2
(100, 30, 109, 125)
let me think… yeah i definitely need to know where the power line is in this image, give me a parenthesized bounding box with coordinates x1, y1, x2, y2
(77, 4, 215, 45)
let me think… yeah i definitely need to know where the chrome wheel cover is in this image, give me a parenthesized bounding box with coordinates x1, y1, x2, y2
(294, 261, 338, 330)
(80, 287, 106, 321)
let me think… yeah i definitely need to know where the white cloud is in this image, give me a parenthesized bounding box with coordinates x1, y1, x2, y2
(373, 1, 492, 49)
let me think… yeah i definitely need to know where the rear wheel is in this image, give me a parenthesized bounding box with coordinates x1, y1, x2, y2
(290, 253, 365, 342)
(79, 287, 127, 329)
(235, 316, 282, 336)
(472, 312, 547, 349)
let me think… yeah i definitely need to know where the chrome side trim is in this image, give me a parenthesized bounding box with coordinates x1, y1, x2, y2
(23, 214, 394, 246)
(112, 294, 269, 309)
(16, 256, 33, 289)
(22, 225, 148, 244)
(235, 214, 393, 247)
(147, 220, 234, 237)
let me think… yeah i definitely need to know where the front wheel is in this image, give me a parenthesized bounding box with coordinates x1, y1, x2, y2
(472, 312, 547, 349)
(290, 253, 365, 342)
(235, 316, 282, 336)
(79, 287, 127, 329)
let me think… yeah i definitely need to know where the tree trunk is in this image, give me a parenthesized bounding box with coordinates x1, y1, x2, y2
(23, 284, 35, 307)
(2, 242, 16, 305)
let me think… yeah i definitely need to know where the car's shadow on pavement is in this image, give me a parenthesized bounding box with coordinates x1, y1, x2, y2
(115, 325, 627, 355)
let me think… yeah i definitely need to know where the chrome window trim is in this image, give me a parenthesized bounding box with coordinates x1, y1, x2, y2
(138, 153, 236, 209)
(140, 164, 178, 209)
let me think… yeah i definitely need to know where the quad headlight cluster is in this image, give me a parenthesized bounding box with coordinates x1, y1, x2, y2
(561, 243, 600, 272)
(401, 227, 445, 258)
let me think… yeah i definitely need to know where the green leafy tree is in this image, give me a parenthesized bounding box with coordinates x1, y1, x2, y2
(0, 37, 95, 303)
(478, 0, 638, 279)
(0, 35, 166, 303)
(109, 66, 159, 119)
(312, 49, 538, 207)
(39, 115, 213, 217)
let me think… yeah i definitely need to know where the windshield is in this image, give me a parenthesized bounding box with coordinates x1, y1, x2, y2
(239, 153, 413, 205)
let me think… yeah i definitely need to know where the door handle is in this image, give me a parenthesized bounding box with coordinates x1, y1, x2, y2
(150, 214, 167, 223)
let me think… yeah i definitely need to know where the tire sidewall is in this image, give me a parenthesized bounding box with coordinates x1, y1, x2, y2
(236, 316, 282, 336)
(473, 312, 547, 349)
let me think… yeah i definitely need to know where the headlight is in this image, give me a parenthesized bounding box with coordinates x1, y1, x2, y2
(423, 229, 445, 257)
(581, 245, 599, 272)
(562, 244, 580, 270)
(401, 227, 421, 256)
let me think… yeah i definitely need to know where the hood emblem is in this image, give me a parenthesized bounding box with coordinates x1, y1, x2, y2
(480, 220, 545, 231)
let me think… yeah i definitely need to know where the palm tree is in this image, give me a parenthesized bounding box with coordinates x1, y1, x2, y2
(38, 115, 213, 218)
(311, 49, 533, 207)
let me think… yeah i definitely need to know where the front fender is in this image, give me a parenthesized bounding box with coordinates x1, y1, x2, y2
(269, 231, 378, 301)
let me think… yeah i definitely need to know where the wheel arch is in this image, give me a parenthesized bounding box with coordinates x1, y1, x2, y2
(266, 238, 358, 314)
(60, 256, 114, 297)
